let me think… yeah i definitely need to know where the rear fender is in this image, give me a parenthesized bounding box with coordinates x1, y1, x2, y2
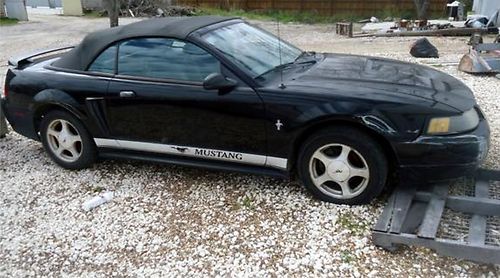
(32, 89, 86, 120)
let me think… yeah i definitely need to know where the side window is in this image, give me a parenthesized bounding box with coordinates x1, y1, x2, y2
(117, 38, 220, 82)
(88, 45, 117, 74)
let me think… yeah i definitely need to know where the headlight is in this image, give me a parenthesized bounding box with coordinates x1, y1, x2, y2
(426, 108, 479, 135)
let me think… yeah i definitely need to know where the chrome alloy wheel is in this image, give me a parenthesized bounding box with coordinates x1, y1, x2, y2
(308, 143, 370, 199)
(46, 119, 83, 163)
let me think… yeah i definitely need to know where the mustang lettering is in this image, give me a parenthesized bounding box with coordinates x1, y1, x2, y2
(194, 149, 243, 161)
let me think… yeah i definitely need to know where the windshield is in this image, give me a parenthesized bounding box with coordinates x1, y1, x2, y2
(202, 22, 303, 78)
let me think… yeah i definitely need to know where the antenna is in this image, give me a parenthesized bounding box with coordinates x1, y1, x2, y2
(277, 15, 286, 89)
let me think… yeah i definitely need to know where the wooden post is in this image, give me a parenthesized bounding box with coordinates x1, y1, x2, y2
(0, 98, 8, 138)
(0, 0, 6, 18)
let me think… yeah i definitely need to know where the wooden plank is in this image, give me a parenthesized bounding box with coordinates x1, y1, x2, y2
(467, 178, 489, 246)
(474, 43, 500, 52)
(373, 191, 396, 232)
(475, 179, 489, 198)
(372, 231, 500, 265)
(389, 186, 417, 234)
(446, 196, 500, 216)
(475, 169, 500, 181)
(469, 215, 487, 246)
(355, 28, 488, 38)
(417, 184, 448, 239)
(414, 193, 500, 216)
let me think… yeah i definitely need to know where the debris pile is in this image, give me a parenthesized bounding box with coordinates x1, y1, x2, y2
(342, 1, 500, 38)
(459, 35, 500, 74)
(127, 2, 197, 18)
(95, 1, 197, 18)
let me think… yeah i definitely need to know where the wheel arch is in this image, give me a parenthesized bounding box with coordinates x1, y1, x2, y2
(290, 118, 399, 173)
(32, 89, 86, 134)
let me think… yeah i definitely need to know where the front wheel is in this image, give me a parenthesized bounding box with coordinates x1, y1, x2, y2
(297, 127, 388, 205)
(40, 110, 97, 170)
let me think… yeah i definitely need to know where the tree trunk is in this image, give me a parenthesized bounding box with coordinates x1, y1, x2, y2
(0, 0, 6, 18)
(103, 0, 120, 27)
(413, 0, 430, 20)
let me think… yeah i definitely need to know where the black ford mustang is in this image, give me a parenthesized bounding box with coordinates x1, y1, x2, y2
(2, 16, 490, 204)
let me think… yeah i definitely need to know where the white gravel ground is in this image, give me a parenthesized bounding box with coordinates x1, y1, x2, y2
(1, 14, 499, 277)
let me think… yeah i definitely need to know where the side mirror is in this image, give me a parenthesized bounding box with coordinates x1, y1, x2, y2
(203, 73, 237, 91)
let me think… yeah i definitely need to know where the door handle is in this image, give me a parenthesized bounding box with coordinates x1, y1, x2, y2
(119, 91, 136, 98)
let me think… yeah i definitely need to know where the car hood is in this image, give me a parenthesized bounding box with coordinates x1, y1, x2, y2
(286, 53, 476, 112)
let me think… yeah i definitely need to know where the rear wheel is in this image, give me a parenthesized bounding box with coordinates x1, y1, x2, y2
(297, 126, 388, 205)
(40, 110, 97, 170)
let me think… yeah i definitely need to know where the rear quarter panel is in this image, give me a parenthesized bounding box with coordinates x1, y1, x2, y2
(4, 59, 111, 140)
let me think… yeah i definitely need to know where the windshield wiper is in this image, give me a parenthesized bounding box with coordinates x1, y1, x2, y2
(255, 59, 317, 80)
(295, 51, 316, 62)
(255, 62, 294, 80)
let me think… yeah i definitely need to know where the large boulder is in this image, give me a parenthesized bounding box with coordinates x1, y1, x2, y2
(410, 38, 439, 58)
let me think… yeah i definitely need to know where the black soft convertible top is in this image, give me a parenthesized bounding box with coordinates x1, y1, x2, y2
(52, 16, 238, 71)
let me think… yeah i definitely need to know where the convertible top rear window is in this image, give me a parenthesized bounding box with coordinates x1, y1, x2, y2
(88, 45, 117, 74)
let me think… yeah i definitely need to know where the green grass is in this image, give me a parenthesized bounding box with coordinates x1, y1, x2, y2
(432, 64, 444, 68)
(196, 7, 364, 24)
(341, 251, 355, 263)
(337, 213, 370, 236)
(0, 17, 19, 26)
(83, 10, 105, 18)
(195, 7, 445, 24)
(231, 195, 255, 210)
(86, 185, 106, 193)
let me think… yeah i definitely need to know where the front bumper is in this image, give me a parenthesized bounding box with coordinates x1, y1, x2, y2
(395, 118, 490, 181)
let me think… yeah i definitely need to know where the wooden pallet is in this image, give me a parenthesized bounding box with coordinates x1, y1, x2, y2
(372, 169, 500, 265)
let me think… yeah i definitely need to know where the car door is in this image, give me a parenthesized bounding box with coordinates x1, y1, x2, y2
(100, 37, 267, 162)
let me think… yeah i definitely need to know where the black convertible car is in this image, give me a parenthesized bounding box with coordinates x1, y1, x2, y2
(2, 16, 490, 204)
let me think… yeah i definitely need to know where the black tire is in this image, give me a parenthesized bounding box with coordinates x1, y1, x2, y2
(297, 126, 388, 205)
(40, 110, 97, 170)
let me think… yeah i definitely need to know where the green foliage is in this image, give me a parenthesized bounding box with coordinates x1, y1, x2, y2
(377, 3, 417, 20)
(337, 212, 369, 235)
(462, 0, 473, 13)
(196, 7, 364, 24)
(91, 186, 106, 193)
(83, 10, 105, 18)
(341, 250, 355, 263)
(231, 195, 255, 210)
(241, 195, 254, 209)
(0, 17, 18, 26)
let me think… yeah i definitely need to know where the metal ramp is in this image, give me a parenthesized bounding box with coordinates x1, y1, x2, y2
(372, 169, 500, 265)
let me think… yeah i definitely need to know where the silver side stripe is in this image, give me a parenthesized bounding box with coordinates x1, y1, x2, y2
(94, 138, 288, 170)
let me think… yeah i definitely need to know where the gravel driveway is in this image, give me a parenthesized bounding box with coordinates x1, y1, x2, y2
(1, 14, 499, 277)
